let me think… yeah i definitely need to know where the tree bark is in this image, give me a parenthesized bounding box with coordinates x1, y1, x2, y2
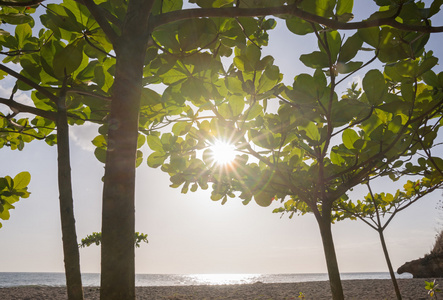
(100, 48, 143, 300)
(100, 2, 153, 299)
(378, 228, 402, 300)
(317, 215, 344, 300)
(56, 96, 84, 300)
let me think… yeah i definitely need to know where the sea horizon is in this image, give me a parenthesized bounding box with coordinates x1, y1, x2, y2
(0, 272, 413, 288)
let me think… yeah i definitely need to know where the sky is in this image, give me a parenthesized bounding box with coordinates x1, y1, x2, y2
(1, 2, 443, 276)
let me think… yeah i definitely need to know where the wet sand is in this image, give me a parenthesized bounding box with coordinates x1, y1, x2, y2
(0, 278, 438, 299)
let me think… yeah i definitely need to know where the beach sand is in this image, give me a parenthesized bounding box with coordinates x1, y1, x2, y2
(0, 279, 438, 299)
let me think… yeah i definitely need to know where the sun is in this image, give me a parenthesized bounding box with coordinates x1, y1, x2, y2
(210, 140, 236, 165)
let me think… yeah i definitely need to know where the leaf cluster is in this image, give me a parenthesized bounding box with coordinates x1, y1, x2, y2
(0, 171, 30, 228)
(79, 231, 148, 248)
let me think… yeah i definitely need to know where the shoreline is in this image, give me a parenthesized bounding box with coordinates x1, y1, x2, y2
(0, 278, 438, 299)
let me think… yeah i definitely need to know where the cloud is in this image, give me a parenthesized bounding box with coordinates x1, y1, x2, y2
(70, 122, 99, 152)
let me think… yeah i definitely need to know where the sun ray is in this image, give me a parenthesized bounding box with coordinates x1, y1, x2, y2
(210, 140, 236, 166)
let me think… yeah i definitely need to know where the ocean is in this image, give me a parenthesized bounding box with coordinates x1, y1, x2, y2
(0, 272, 412, 288)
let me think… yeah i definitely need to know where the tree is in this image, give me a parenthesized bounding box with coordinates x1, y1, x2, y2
(335, 109, 443, 300)
(337, 178, 443, 300)
(0, 65, 85, 299)
(2, 1, 443, 300)
(0, 4, 97, 299)
(147, 3, 443, 300)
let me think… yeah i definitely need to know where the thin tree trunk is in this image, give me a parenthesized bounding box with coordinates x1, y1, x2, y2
(317, 216, 344, 300)
(56, 96, 84, 300)
(378, 228, 402, 300)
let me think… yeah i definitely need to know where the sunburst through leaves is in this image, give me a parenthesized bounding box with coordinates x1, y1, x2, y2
(209, 140, 236, 166)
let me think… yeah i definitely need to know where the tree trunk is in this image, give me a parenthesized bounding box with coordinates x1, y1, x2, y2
(378, 228, 402, 300)
(56, 97, 84, 300)
(100, 2, 152, 298)
(100, 50, 142, 300)
(317, 216, 344, 300)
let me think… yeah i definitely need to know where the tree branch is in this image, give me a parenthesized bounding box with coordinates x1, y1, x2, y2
(66, 88, 112, 101)
(0, 97, 56, 121)
(84, 35, 116, 58)
(0, 63, 58, 102)
(151, 5, 443, 33)
(0, 0, 43, 6)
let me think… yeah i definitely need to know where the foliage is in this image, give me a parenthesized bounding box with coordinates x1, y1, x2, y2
(336, 177, 443, 229)
(0, 109, 50, 229)
(151, 22, 443, 219)
(426, 280, 441, 298)
(334, 176, 443, 299)
(1, 0, 443, 299)
(79, 232, 148, 248)
(0, 171, 30, 228)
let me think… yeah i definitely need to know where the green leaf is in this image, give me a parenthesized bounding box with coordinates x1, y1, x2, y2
(254, 191, 274, 207)
(429, 0, 443, 17)
(218, 103, 233, 119)
(338, 34, 363, 63)
(330, 150, 346, 165)
(417, 56, 438, 77)
(147, 152, 167, 168)
(422, 70, 439, 87)
(358, 27, 379, 48)
(400, 82, 414, 102)
(137, 134, 146, 149)
(0, 206, 11, 221)
(152, 24, 181, 53)
(336, 0, 353, 15)
(228, 95, 245, 117)
(300, 51, 330, 69)
(153, 0, 183, 14)
(172, 122, 191, 136)
(342, 128, 359, 149)
(320, 31, 341, 62)
(94, 148, 107, 164)
(13, 172, 30, 190)
(302, 0, 334, 17)
(301, 122, 320, 142)
(0, 13, 33, 25)
(225, 76, 244, 95)
(53, 40, 85, 78)
(141, 88, 161, 106)
(363, 69, 386, 105)
(244, 44, 261, 68)
(257, 64, 280, 94)
(92, 135, 107, 148)
(136, 150, 143, 168)
(147, 135, 163, 152)
(286, 17, 314, 36)
(178, 18, 217, 51)
(244, 104, 263, 121)
(15, 24, 32, 48)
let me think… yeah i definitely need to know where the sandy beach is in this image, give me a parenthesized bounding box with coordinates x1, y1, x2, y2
(0, 278, 439, 299)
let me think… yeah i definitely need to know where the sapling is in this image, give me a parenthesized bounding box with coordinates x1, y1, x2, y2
(426, 280, 441, 299)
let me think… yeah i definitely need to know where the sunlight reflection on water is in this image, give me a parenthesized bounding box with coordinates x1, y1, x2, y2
(0, 272, 413, 287)
(184, 274, 262, 285)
